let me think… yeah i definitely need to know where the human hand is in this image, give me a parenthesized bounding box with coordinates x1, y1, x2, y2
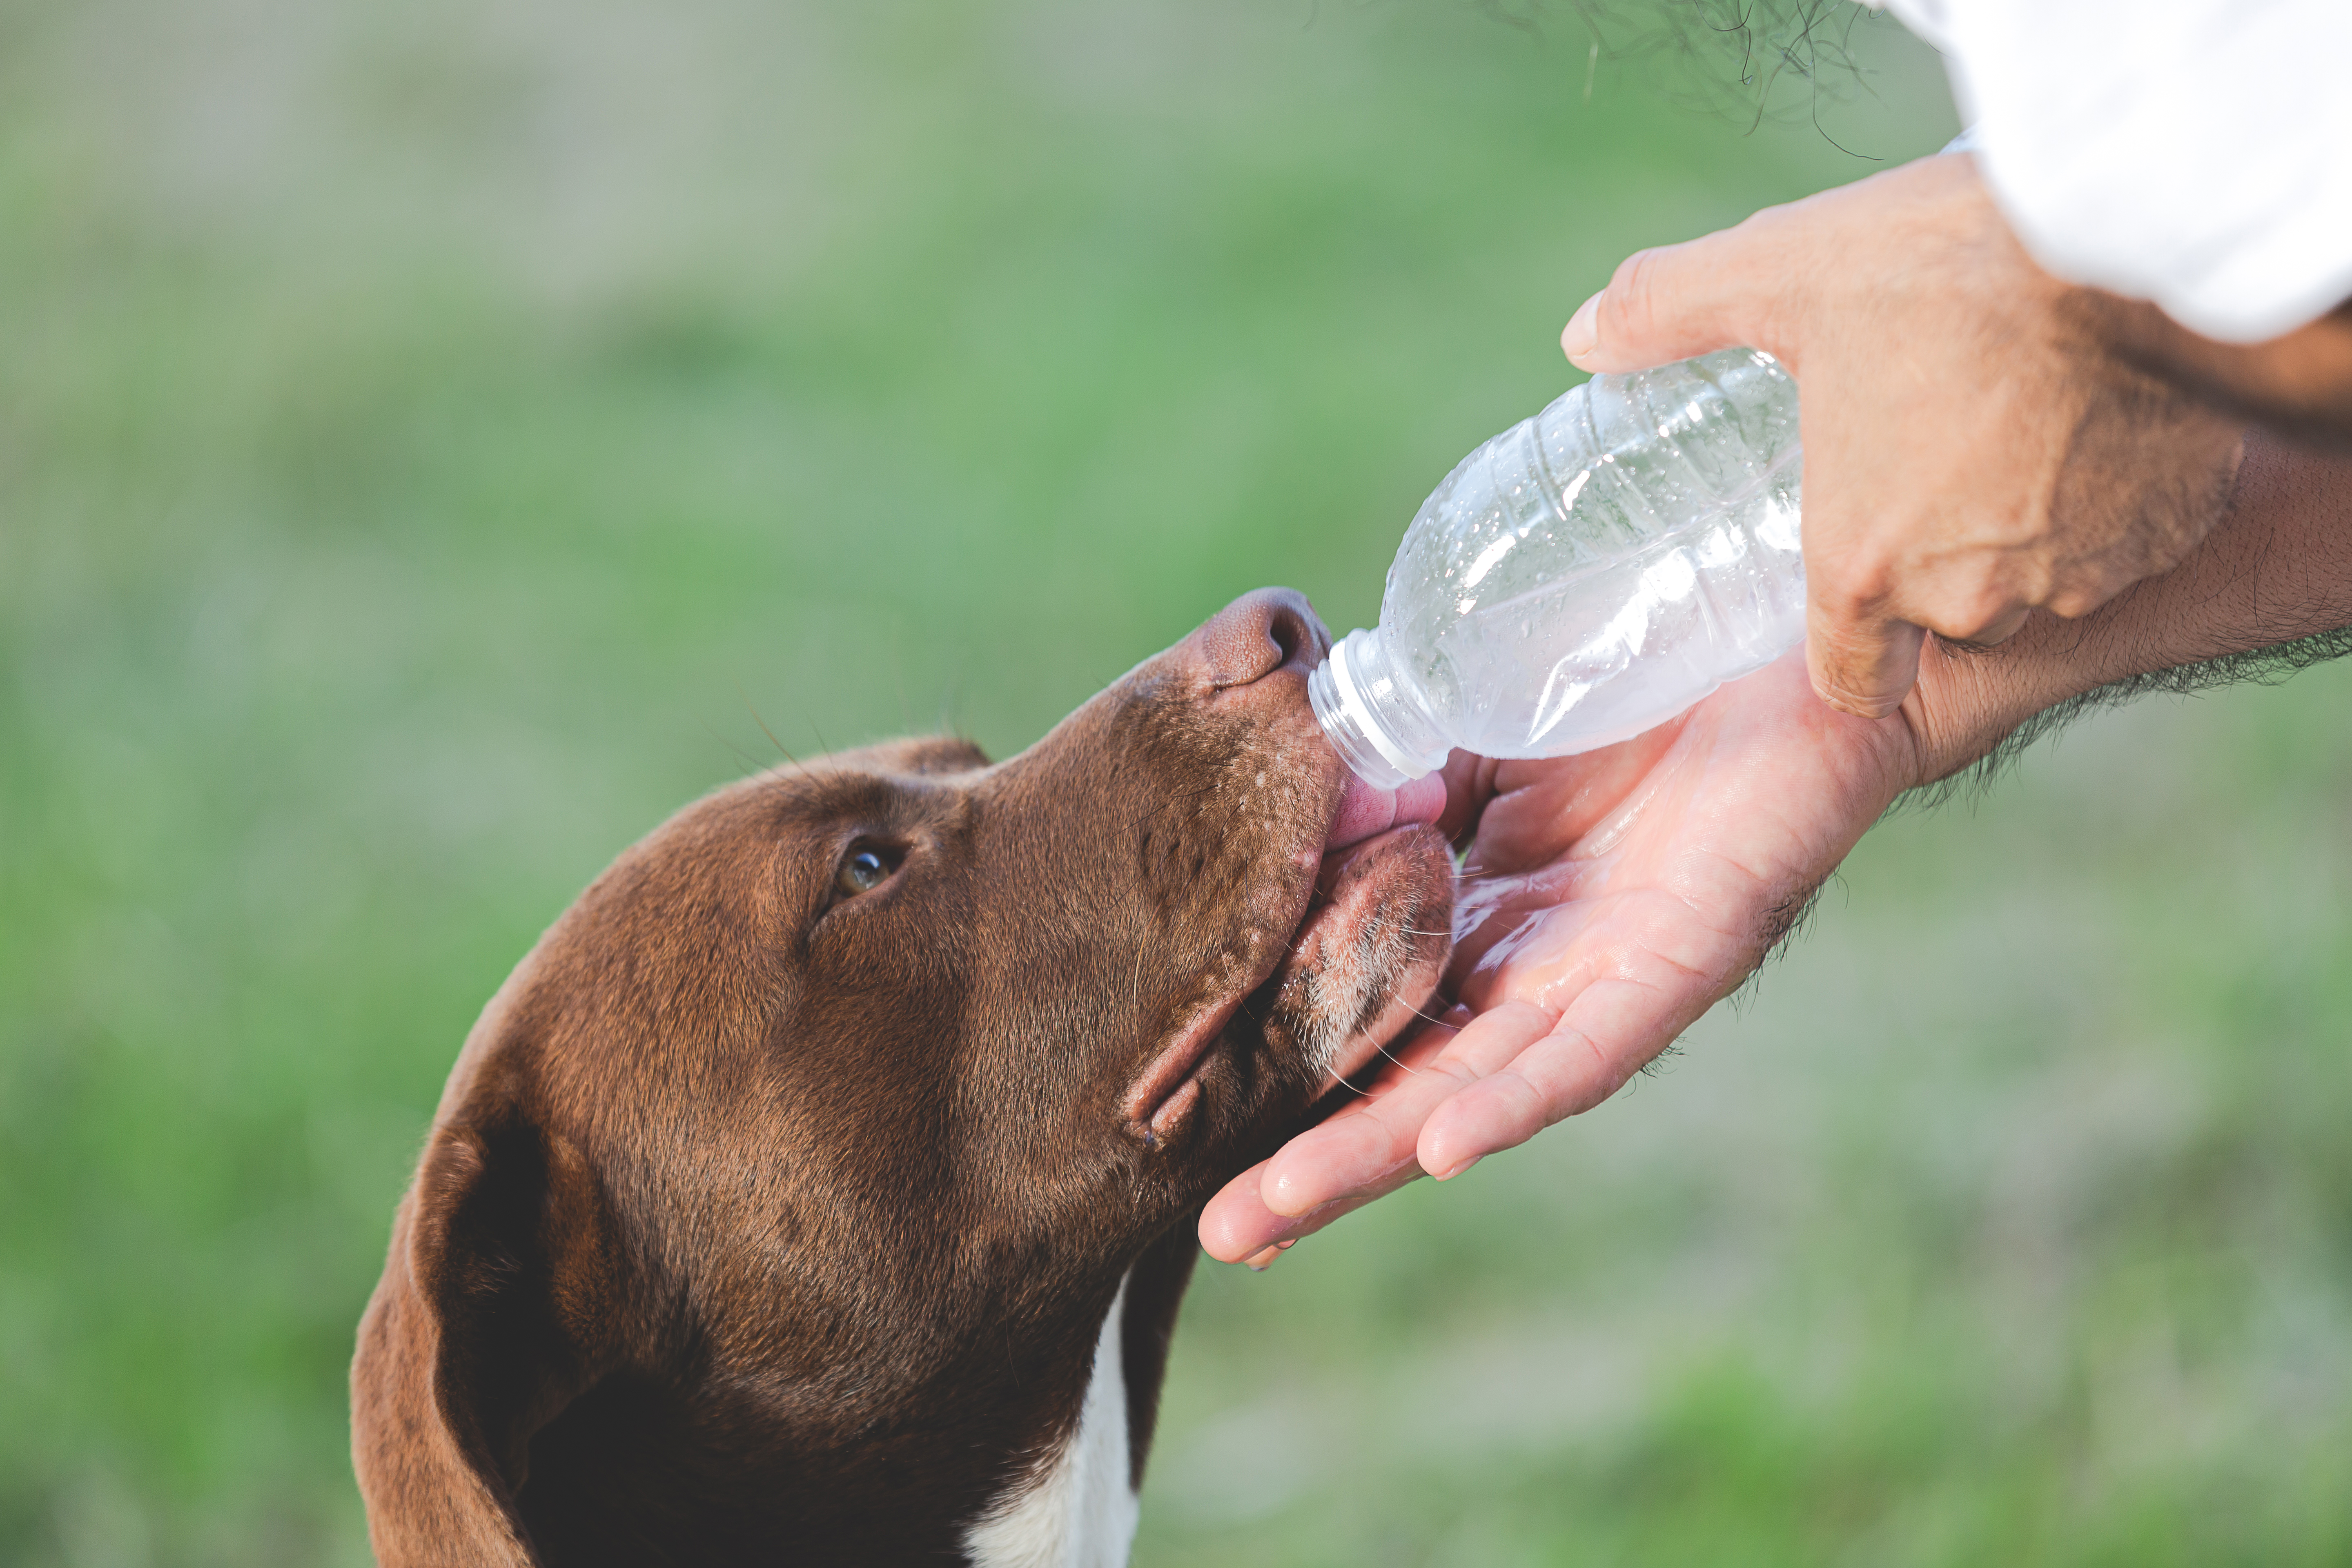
(1202, 431, 2352, 1268)
(1560, 151, 2245, 720)
(1201, 651, 1924, 1264)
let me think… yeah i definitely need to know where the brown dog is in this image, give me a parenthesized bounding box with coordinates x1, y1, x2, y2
(350, 590, 1454, 1566)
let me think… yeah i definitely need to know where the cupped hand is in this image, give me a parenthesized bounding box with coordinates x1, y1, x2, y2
(1561, 151, 2244, 720)
(1200, 428, 2339, 1267)
(1199, 654, 1922, 1265)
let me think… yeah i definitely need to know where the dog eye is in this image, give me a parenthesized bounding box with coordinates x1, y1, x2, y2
(835, 843, 900, 898)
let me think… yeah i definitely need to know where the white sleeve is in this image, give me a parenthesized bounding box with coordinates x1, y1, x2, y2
(1878, 0, 2352, 343)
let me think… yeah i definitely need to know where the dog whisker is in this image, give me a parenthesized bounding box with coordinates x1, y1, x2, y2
(700, 717, 777, 781)
(1401, 996, 1456, 1027)
(735, 685, 816, 782)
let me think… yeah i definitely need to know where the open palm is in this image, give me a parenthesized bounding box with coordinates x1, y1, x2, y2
(1200, 654, 1923, 1264)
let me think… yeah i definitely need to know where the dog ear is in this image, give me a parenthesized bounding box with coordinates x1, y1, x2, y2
(352, 1104, 614, 1566)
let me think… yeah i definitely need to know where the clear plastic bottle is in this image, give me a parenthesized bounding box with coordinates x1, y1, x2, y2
(1311, 347, 1805, 788)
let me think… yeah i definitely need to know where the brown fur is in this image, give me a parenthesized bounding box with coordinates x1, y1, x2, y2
(350, 590, 1454, 1566)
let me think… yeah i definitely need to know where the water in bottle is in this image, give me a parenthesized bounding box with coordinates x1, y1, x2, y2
(1310, 347, 1805, 789)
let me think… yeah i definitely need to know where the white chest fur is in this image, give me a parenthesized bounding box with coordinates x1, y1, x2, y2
(961, 1271, 1140, 1568)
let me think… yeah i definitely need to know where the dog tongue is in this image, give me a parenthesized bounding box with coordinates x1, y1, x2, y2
(1325, 767, 1447, 851)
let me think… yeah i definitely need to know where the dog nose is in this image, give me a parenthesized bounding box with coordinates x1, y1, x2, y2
(1190, 589, 1331, 690)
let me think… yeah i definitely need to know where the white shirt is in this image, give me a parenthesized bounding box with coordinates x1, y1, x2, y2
(1882, 0, 2352, 343)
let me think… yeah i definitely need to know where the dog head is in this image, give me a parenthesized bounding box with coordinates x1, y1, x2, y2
(351, 589, 1453, 1564)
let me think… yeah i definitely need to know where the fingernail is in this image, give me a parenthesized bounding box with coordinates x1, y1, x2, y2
(1244, 1245, 1282, 1272)
(1275, 1238, 1297, 1250)
(1561, 293, 1603, 364)
(1435, 1154, 1482, 1181)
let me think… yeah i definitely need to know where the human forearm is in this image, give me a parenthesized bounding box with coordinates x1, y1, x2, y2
(1905, 431, 2352, 786)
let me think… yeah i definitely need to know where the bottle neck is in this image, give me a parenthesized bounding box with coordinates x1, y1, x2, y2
(1309, 628, 1450, 790)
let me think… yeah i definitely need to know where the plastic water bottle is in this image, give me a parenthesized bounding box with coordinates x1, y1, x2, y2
(1310, 347, 1805, 788)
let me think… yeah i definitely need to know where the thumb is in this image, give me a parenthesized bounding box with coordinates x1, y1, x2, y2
(1563, 227, 1778, 374)
(1805, 591, 1926, 721)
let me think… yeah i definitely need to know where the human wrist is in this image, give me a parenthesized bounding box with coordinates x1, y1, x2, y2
(1900, 621, 2112, 790)
(1900, 431, 2352, 788)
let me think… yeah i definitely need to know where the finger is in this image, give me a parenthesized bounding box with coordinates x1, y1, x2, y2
(1199, 1054, 1447, 1263)
(1255, 1003, 1557, 1216)
(1805, 595, 1927, 719)
(1198, 1014, 1471, 1263)
(1260, 1020, 1470, 1217)
(1563, 228, 1778, 374)
(1416, 972, 1709, 1178)
(1421, 875, 1778, 1176)
(1212, 1164, 1425, 1268)
(1200, 1160, 1289, 1263)
(1235, 1185, 1401, 1270)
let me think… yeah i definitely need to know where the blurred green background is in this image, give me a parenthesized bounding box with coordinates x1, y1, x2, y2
(5, 1, 2350, 1563)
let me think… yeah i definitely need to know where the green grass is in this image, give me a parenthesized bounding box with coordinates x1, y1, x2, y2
(4, 1, 2348, 1563)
